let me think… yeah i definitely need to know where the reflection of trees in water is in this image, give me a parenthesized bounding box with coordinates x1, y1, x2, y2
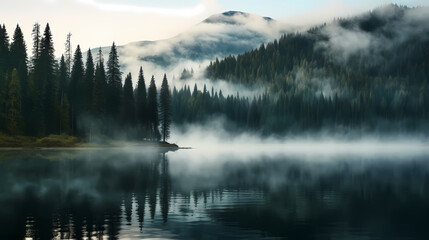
(1, 154, 429, 239)
(0, 151, 173, 240)
(160, 153, 171, 223)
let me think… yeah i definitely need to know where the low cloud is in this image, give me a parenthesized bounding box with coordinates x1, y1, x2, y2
(114, 11, 291, 86)
(75, 0, 220, 17)
(317, 5, 429, 63)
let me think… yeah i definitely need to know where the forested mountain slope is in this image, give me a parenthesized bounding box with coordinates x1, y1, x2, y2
(206, 4, 429, 96)
(169, 5, 429, 133)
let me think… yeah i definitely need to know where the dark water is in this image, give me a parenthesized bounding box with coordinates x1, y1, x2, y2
(1, 148, 429, 240)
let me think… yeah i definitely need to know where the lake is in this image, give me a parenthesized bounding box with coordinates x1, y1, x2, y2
(1, 144, 429, 240)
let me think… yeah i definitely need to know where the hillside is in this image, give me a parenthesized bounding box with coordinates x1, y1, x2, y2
(166, 5, 429, 133)
(206, 5, 429, 93)
(89, 11, 290, 78)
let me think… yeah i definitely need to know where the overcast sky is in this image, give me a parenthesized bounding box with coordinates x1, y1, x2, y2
(1, 0, 427, 56)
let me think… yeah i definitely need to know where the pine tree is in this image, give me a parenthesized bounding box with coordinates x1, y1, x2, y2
(148, 76, 160, 140)
(34, 23, 57, 135)
(106, 42, 122, 120)
(58, 55, 69, 134)
(92, 54, 106, 117)
(65, 32, 72, 76)
(69, 45, 84, 135)
(58, 55, 68, 99)
(0, 24, 10, 74)
(136, 67, 148, 132)
(159, 74, 171, 142)
(7, 69, 24, 135)
(122, 73, 135, 126)
(31, 23, 41, 69)
(42, 24, 59, 135)
(0, 24, 10, 133)
(10, 25, 29, 134)
(83, 49, 94, 112)
(192, 84, 198, 98)
(10, 25, 27, 90)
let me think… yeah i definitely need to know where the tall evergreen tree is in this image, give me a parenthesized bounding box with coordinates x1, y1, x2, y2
(58, 55, 68, 99)
(10, 25, 28, 134)
(65, 32, 72, 76)
(0, 24, 10, 132)
(148, 76, 160, 140)
(29, 23, 45, 136)
(0, 24, 10, 75)
(39, 23, 58, 135)
(10, 25, 28, 100)
(136, 67, 148, 131)
(83, 49, 94, 112)
(31, 23, 41, 69)
(122, 73, 135, 126)
(92, 55, 106, 117)
(106, 42, 122, 119)
(6, 69, 23, 135)
(159, 74, 171, 142)
(58, 55, 69, 134)
(69, 45, 84, 135)
(30, 23, 57, 136)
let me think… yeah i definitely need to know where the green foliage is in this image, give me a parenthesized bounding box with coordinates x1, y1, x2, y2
(136, 67, 148, 134)
(60, 94, 71, 135)
(0, 25, 10, 133)
(10, 25, 28, 96)
(160, 74, 171, 142)
(106, 42, 122, 119)
(69, 45, 84, 135)
(35, 134, 80, 147)
(83, 49, 94, 113)
(6, 69, 23, 135)
(148, 76, 160, 140)
(35, 23, 58, 135)
(92, 59, 106, 117)
(31, 23, 41, 68)
(122, 72, 135, 125)
(58, 55, 68, 99)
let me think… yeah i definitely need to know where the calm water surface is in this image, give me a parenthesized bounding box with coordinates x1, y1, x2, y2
(1, 147, 429, 239)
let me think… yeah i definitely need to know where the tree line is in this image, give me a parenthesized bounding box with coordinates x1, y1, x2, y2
(171, 82, 427, 135)
(202, 5, 429, 133)
(0, 23, 171, 141)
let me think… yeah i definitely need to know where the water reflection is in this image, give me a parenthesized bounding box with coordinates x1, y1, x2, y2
(0, 149, 429, 239)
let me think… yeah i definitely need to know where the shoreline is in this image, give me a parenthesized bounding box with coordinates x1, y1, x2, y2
(0, 134, 181, 150)
(0, 143, 180, 151)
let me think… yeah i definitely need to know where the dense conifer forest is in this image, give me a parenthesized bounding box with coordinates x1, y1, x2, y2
(1, 5, 428, 140)
(202, 5, 429, 133)
(0, 23, 171, 141)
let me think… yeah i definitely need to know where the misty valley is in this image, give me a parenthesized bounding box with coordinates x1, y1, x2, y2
(1, 2, 429, 240)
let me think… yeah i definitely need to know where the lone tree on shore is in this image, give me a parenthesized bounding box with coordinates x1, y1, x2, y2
(148, 76, 160, 141)
(159, 74, 171, 142)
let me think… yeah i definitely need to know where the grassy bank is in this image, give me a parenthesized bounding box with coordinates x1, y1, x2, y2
(0, 133, 179, 149)
(0, 133, 82, 148)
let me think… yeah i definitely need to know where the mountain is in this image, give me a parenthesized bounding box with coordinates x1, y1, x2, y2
(207, 4, 429, 89)
(89, 11, 289, 79)
(195, 5, 429, 133)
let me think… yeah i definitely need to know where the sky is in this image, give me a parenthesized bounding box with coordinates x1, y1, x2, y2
(1, 0, 428, 57)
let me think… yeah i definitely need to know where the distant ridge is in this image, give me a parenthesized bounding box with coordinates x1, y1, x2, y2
(203, 11, 274, 25)
(85, 9, 287, 78)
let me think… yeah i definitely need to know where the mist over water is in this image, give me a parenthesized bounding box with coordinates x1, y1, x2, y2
(1, 147, 429, 240)
(170, 120, 429, 159)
